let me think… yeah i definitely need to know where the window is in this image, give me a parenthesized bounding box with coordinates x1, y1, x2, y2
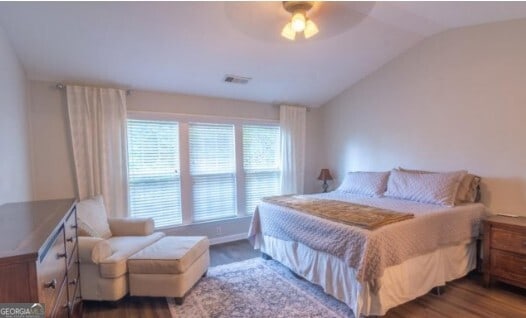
(189, 123, 237, 222)
(127, 116, 281, 227)
(127, 120, 182, 227)
(242, 125, 281, 213)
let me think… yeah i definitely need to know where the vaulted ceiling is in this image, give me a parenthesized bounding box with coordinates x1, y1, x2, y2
(1, 2, 526, 107)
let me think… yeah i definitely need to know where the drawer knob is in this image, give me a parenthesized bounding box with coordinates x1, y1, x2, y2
(44, 279, 57, 289)
(57, 252, 67, 258)
(69, 278, 77, 285)
(71, 225, 78, 229)
(67, 237, 75, 243)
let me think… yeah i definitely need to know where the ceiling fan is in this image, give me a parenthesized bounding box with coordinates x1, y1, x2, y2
(224, 2, 375, 42)
(281, 1, 319, 40)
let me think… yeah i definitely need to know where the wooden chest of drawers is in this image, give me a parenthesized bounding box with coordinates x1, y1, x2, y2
(483, 215, 526, 289)
(0, 199, 81, 317)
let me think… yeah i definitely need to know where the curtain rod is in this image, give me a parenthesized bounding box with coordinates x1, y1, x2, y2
(55, 83, 132, 96)
(273, 104, 311, 112)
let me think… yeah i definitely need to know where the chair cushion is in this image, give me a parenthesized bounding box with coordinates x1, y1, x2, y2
(128, 236, 210, 274)
(77, 195, 112, 239)
(98, 232, 165, 278)
(108, 217, 154, 236)
(77, 236, 112, 264)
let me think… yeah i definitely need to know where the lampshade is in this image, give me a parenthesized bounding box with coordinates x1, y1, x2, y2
(317, 169, 333, 181)
(281, 22, 296, 40)
(304, 19, 319, 38)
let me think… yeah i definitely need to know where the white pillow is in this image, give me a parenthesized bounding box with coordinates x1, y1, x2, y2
(398, 167, 480, 204)
(385, 169, 466, 207)
(336, 171, 390, 197)
(76, 195, 112, 239)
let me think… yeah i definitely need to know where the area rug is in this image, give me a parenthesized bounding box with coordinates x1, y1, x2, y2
(167, 257, 354, 318)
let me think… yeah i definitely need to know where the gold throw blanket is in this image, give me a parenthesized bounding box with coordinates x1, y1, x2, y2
(262, 195, 414, 230)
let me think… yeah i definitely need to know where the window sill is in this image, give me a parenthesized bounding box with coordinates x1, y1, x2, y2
(156, 214, 254, 245)
(155, 214, 254, 231)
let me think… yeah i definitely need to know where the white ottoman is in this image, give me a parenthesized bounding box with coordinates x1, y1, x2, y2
(128, 236, 209, 304)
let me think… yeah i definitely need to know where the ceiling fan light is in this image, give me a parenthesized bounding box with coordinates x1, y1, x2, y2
(304, 19, 319, 39)
(291, 12, 306, 32)
(281, 22, 296, 40)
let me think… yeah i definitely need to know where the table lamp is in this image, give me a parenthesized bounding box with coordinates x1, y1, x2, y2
(317, 168, 333, 193)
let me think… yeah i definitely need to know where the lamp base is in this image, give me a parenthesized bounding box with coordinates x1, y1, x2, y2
(322, 181, 329, 193)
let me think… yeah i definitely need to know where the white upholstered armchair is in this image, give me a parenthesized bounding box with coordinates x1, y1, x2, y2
(76, 197, 165, 301)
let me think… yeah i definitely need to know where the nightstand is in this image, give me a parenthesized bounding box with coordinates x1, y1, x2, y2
(482, 215, 526, 289)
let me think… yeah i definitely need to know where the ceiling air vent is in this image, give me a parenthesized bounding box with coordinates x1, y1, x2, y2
(224, 74, 251, 84)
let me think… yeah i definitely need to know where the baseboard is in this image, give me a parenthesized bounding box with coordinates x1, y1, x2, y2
(209, 233, 247, 245)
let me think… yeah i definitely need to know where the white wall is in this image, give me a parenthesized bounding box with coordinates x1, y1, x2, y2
(0, 26, 32, 204)
(128, 90, 278, 119)
(28, 80, 323, 239)
(321, 18, 526, 215)
(28, 81, 76, 200)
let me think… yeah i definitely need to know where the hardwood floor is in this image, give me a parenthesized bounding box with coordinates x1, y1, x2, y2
(83, 240, 526, 318)
(209, 239, 260, 267)
(385, 275, 526, 318)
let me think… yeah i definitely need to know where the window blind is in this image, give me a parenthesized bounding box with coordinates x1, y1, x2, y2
(127, 120, 182, 227)
(242, 125, 281, 213)
(189, 123, 237, 221)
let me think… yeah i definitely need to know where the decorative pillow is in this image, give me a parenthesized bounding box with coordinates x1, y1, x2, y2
(336, 171, 390, 197)
(398, 167, 480, 203)
(385, 169, 467, 207)
(456, 174, 481, 203)
(76, 195, 112, 239)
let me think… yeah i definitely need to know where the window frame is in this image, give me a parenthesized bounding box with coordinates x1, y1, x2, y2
(127, 111, 280, 228)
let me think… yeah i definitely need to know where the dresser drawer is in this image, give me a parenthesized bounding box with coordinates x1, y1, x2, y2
(37, 227, 67, 317)
(67, 257, 79, 303)
(490, 249, 526, 283)
(51, 279, 69, 318)
(64, 208, 78, 263)
(70, 278, 82, 317)
(491, 227, 526, 255)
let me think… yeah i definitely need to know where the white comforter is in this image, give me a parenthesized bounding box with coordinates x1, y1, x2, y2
(248, 192, 484, 284)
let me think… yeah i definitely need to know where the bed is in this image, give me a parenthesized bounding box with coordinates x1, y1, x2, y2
(248, 171, 484, 317)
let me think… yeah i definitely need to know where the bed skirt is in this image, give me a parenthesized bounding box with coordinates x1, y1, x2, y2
(258, 234, 476, 317)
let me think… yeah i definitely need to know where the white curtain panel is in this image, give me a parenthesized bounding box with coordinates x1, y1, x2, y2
(280, 105, 306, 194)
(66, 85, 129, 217)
